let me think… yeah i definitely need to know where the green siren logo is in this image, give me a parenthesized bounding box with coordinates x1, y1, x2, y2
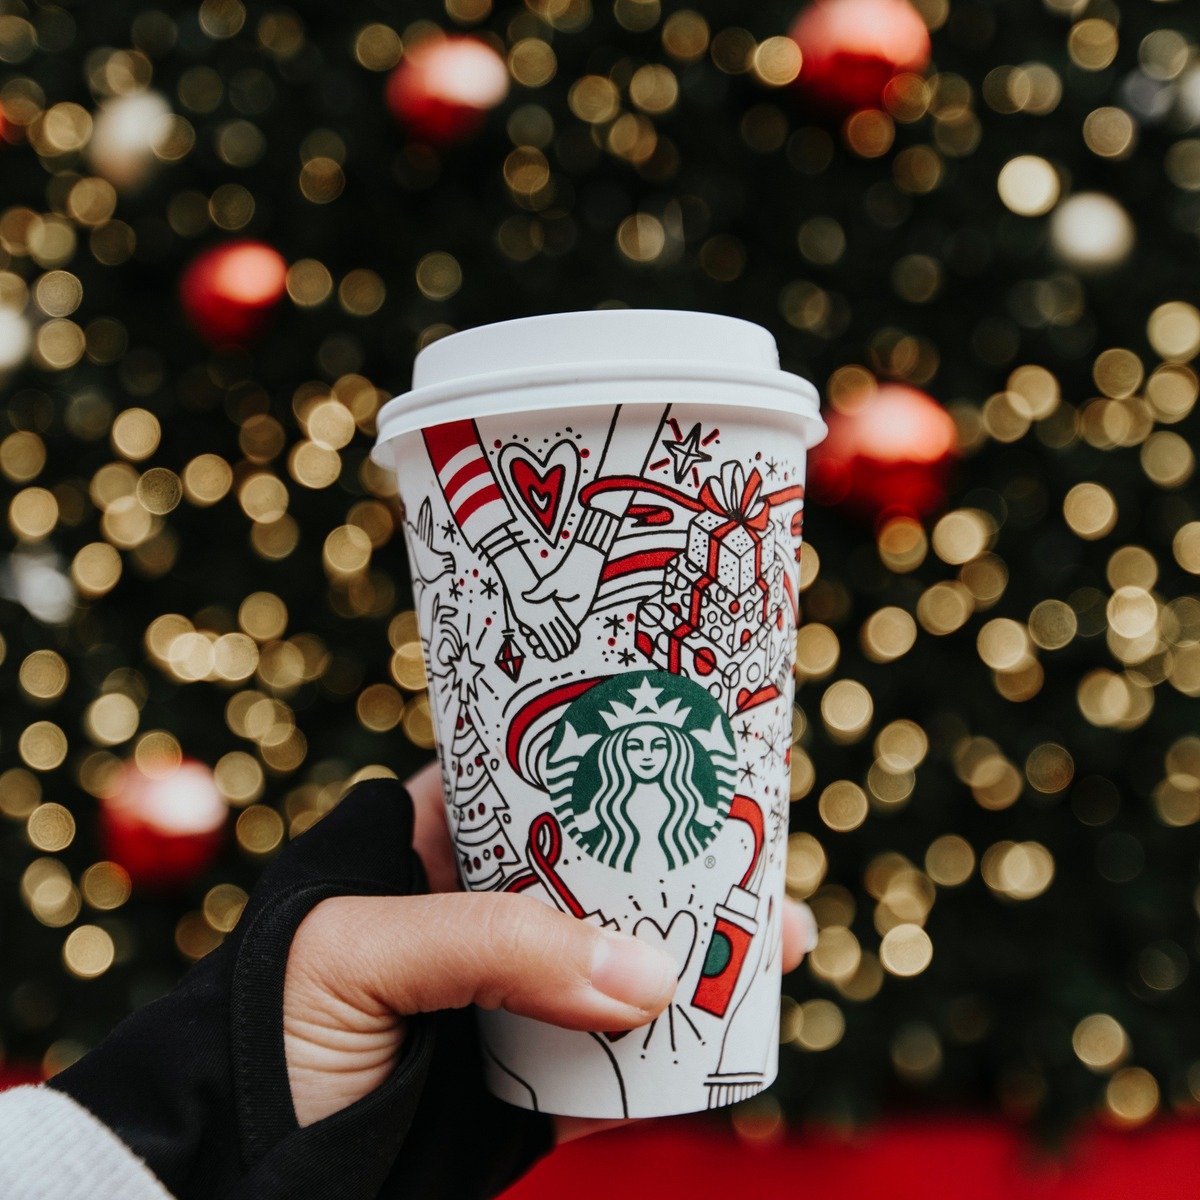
(547, 671, 737, 873)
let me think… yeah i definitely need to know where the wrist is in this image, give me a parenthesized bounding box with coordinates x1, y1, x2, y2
(478, 522, 528, 566)
(575, 507, 620, 554)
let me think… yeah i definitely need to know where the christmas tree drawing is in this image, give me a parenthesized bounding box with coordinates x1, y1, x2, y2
(432, 597, 522, 891)
(446, 705, 522, 891)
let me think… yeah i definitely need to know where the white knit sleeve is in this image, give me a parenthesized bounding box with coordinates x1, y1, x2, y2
(0, 1086, 174, 1200)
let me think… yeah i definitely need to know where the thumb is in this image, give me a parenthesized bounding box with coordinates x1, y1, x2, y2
(314, 892, 679, 1032)
(522, 575, 559, 602)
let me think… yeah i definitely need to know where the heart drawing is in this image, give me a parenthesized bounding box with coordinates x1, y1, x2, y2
(633, 911, 698, 980)
(498, 440, 580, 544)
(604, 910, 701, 1042)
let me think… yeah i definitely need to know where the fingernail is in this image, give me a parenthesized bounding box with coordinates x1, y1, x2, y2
(590, 931, 677, 1014)
(797, 902, 819, 954)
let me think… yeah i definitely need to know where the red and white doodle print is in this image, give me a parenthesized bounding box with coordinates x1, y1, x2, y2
(398, 402, 807, 1117)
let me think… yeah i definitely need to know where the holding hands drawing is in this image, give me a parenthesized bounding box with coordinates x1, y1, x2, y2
(487, 534, 580, 660)
(523, 539, 608, 628)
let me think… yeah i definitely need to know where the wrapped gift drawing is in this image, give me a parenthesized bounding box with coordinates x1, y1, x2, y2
(636, 463, 792, 714)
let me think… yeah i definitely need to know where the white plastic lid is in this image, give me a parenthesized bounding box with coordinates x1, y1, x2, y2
(412, 309, 780, 386)
(373, 309, 824, 457)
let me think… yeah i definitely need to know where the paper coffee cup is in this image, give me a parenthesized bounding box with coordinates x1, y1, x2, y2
(374, 310, 825, 1118)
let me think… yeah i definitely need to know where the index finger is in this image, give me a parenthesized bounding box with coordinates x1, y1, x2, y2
(407, 761, 462, 893)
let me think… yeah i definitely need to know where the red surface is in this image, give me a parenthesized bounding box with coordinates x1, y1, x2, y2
(504, 1117, 1200, 1200)
(4, 1059, 1198, 1197)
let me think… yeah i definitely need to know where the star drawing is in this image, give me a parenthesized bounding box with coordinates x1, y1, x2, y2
(662, 423, 712, 484)
(439, 636, 483, 703)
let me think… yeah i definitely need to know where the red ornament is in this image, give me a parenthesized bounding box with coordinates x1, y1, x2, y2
(100, 760, 227, 890)
(495, 628, 525, 681)
(808, 384, 958, 522)
(790, 0, 931, 114)
(179, 240, 288, 347)
(386, 36, 509, 146)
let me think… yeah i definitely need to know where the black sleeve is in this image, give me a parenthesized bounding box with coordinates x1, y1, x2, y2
(48, 779, 554, 1200)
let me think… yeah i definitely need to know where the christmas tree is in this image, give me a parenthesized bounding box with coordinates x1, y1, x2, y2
(1, 0, 1198, 1140)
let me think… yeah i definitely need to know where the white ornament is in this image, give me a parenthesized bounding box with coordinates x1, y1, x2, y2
(1176, 66, 1200, 130)
(87, 90, 172, 190)
(0, 308, 31, 371)
(0, 549, 75, 624)
(1049, 192, 1135, 272)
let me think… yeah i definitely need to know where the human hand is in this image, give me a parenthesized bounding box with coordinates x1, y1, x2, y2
(47, 766, 815, 1200)
(406, 497, 455, 584)
(522, 541, 607, 627)
(284, 764, 817, 1142)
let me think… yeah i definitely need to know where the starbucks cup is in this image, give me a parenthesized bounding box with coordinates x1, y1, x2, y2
(373, 310, 825, 1118)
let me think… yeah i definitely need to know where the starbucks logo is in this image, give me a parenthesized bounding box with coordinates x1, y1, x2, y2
(546, 671, 738, 873)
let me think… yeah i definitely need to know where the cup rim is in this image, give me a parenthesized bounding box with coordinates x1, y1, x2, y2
(372, 359, 824, 462)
